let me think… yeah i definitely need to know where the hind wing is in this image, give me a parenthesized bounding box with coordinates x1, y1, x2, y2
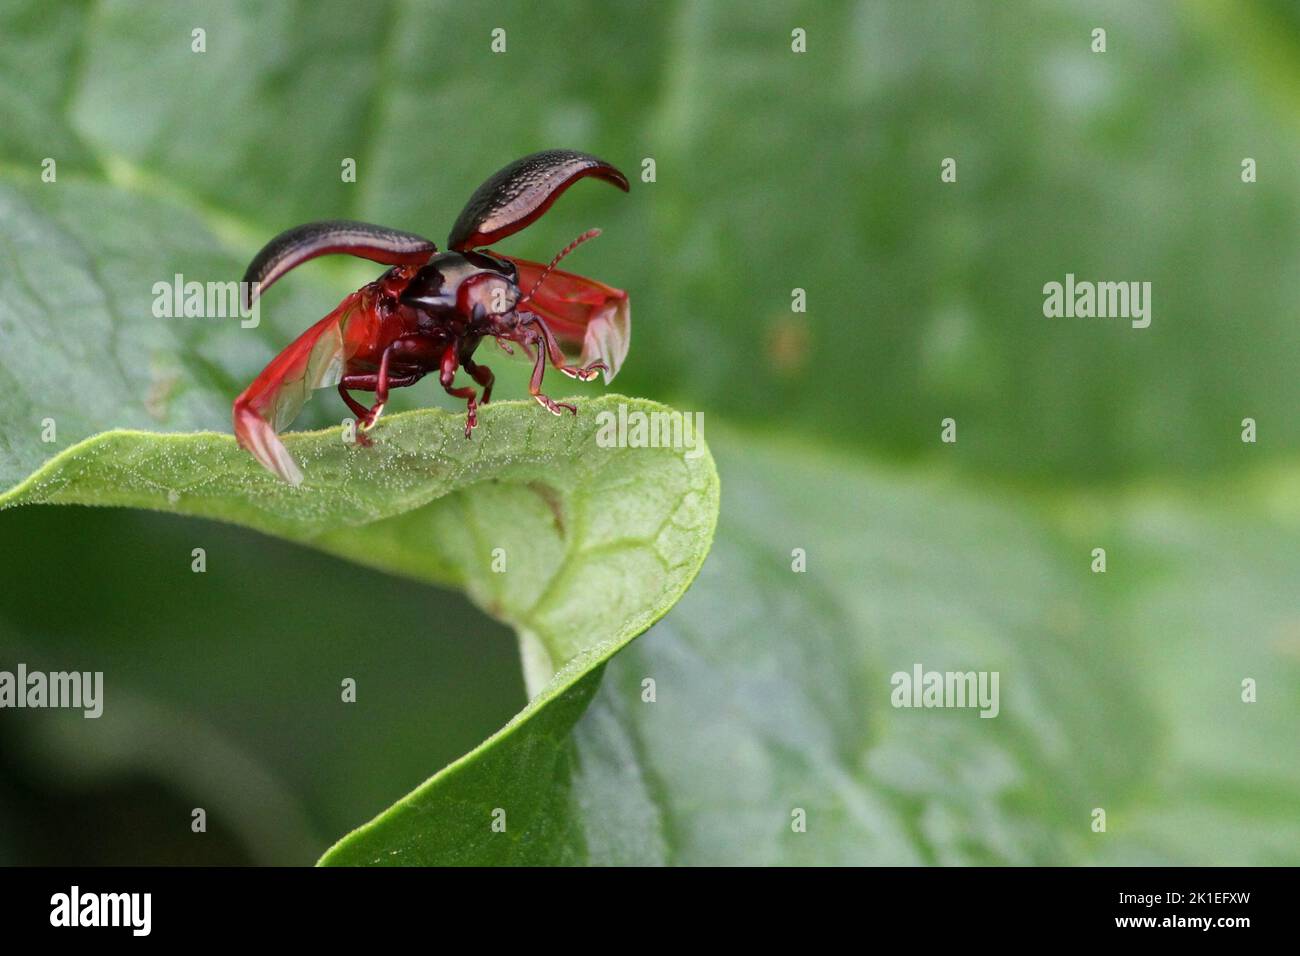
(496, 254, 630, 382)
(232, 291, 374, 484)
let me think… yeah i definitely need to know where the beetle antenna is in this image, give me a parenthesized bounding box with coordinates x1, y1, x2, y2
(521, 228, 601, 303)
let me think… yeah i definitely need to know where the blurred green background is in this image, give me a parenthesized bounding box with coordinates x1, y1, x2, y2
(0, 0, 1297, 864)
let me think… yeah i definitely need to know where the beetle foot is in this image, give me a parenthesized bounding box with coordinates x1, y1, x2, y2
(560, 360, 606, 382)
(463, 402, 479, 438)
(534, 394, 577, 416)
(349, 419, 375, 447)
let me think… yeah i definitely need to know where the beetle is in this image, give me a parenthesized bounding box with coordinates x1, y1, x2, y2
(232, 148, 630, 485)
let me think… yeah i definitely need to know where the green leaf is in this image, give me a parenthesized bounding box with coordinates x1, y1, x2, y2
(557, 434, 1147, 865)
(2, 393, 718, 677)
(476, 432, 1299, 865)
(318, 428, 1297, 866)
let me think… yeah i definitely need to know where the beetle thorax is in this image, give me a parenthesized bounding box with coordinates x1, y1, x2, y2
(400, 251, 519, 326)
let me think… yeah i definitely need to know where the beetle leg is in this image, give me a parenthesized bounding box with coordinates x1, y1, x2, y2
(358, 344, 395, 431)
(339, 370, 423, 445)
(529, 315, 568, 365)
(447, 384, 479, 437)
(339, 369, 424, 396)
(440, 343, 481, 437)
(336, 335, 442, 436)
(524, 313, 605, 381)
(463, 357, 494, 405)
(521, 321, 576, 417)
(337, 383, 371, 421)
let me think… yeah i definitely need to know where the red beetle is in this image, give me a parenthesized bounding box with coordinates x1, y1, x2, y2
(232, 149, 630, 484)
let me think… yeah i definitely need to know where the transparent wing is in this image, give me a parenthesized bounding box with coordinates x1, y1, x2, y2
(232, 291, 373, 484)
